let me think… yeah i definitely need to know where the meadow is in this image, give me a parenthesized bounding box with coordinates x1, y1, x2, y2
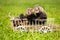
(0, 0, 60, 40)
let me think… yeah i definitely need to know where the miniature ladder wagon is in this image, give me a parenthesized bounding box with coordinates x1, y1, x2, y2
(10, 17, 54, 33)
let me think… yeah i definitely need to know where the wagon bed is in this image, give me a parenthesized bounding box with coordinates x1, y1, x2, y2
(10, 17, 56, 33)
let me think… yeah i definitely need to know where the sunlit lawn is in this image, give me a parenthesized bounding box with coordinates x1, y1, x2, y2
(0, 0, 60, 40)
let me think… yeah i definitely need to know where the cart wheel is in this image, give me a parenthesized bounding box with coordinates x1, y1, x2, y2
(14, 26, 25, 32)
(38, 26, 52, 33)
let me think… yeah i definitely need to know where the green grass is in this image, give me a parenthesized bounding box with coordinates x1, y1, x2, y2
(0, 0, 60, 40)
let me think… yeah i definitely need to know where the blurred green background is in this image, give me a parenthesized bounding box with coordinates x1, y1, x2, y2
(0, 0, 60, 40)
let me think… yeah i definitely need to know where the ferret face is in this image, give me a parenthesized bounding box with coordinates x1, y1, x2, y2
(34, 7, 40, 13)
(26, 8, 33, 15)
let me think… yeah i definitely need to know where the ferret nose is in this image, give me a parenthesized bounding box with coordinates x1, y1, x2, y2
(35, 9, 38, 11)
